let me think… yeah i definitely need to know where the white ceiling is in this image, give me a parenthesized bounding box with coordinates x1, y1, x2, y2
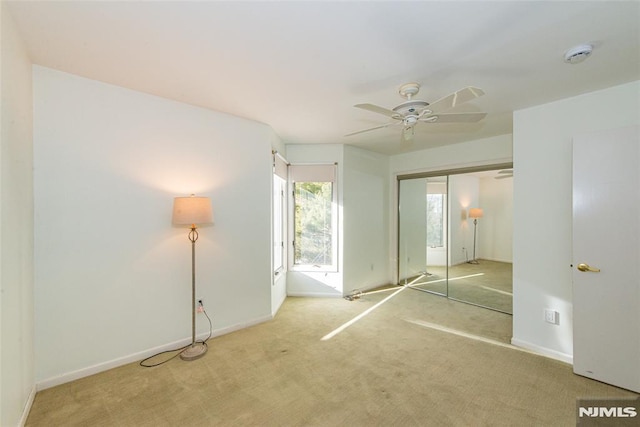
(6, 1, 640, 155)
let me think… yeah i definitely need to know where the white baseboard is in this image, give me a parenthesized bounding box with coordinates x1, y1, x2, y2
(479, 257, 512, 264)
(288, 282, 394, 298)
(19, 385, 37, 426)
(449, 258, 512, 266)
(36, 314, 273, 391)
(287, 291, 342, 298)
(272, 292, 287, 317)
(510, 337, 573, 365)
(213, 314, 273, 337)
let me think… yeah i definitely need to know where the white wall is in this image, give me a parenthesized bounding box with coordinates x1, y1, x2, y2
(0, 4, 36, 425)
(512, 80, 640, 362)
(390, 135, 513, 175)
(478, 176, 513, 263)
(33, 67, 275, 387)
(285, 144, 344, 297)
(343, 146, 390, 294)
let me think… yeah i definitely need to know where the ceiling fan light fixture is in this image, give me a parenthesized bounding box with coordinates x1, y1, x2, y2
(404, 116, 418, 126)
(564, 44, 593, 64)
(402, 125, 415, 142)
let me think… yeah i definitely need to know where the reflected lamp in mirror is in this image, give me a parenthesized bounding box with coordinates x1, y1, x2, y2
(469, 208, 484, 219)
(468, 207, 483, 264)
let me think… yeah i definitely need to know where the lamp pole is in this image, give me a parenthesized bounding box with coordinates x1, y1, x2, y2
(470, 218, 479, 264)
(180, 225, 207, 361)
(189, 227, 198, 347)
(467, 208, 483, 265)
(172, 195, 212, 362)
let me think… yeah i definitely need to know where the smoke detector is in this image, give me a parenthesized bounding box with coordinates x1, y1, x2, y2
(564, 44, 593, 64)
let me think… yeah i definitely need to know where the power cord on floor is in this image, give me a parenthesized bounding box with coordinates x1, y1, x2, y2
(200, 304, 213, 344)
(139, 305, 213, 368)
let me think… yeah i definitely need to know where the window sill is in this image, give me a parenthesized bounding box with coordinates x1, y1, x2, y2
(291, 265, 338, 274)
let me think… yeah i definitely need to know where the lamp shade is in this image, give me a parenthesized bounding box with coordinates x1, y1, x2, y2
(172, 195, 213, 227)
(469, 208, 484, 219)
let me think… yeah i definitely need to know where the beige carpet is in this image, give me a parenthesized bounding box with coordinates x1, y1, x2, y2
(27, 289, 636, 426)
(411, 260, 512, 313)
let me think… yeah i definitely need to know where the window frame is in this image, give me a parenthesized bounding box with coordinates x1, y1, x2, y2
(288, 164, 338, 273)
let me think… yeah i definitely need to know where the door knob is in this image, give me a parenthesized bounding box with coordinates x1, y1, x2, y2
(577, 263, 600, 273)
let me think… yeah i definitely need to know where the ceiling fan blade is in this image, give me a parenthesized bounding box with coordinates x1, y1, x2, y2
(495, 169, 514, 179)
(354, 103, 400, 118)
(428, 87, 485, 114)
(344, 123, 393, 137)
(420, 112, 487, 123)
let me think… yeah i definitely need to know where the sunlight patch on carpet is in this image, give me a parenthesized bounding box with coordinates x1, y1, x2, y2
(404, 319, 538, 356)
(320, 276, 429, 341)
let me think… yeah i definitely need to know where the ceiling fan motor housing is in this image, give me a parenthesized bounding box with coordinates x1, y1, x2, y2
(393, 100, 430, 115)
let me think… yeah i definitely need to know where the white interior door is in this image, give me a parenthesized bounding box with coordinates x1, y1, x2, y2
(572, 125, 640, 392)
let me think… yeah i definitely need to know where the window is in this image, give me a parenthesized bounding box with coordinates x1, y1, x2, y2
(426, 181, 447, 248)
(294, 182, 333, 265)
(290, 164, 337, 271)
(426, 193, 445, 247)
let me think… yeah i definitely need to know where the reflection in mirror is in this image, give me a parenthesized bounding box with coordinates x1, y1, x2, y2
(447, 172, 513, 313)
(398, 178, 428, 287)
(397, 167, 513, 314)
(398, 176, 448, 295)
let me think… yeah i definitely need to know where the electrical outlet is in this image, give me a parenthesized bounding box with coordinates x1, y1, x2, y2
(544, 309, 558, 325)
(197, 299, 204, 313)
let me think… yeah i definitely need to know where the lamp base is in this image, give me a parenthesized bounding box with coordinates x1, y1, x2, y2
(180, 343, 207, 361)
(467, 259, 479, 265)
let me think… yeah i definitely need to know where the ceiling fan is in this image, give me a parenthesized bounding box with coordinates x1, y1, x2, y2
(495, 169, 513, 179)
(346, 82, 487, 142)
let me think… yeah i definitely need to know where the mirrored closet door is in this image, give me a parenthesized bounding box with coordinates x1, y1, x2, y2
(397, 166, 513, 314)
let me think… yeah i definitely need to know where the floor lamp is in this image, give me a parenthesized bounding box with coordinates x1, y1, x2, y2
(468, 208, 483, 265)
(172, 194, 213, 361)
